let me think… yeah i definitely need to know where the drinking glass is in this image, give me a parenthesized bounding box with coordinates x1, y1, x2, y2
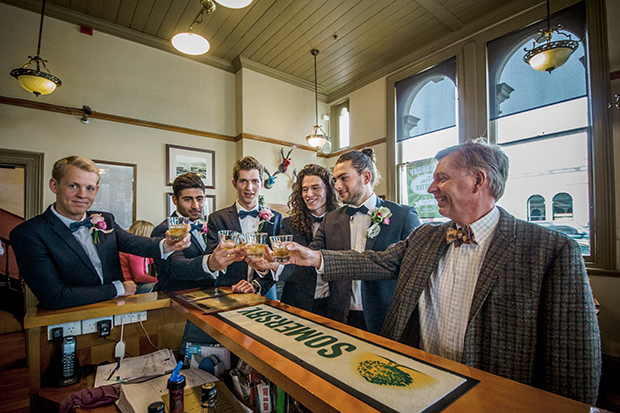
(245, 232, 267, 258)
(270, 234, 293, 262)
(218, 230, 239, 250)
(167, 216, 189, 241)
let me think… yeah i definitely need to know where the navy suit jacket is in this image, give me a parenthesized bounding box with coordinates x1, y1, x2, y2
(278, 217, 317, 311)
(152, 215, 214, 292)
(311, 197, 420, 334)
(205, 203, 282, 293)
(11, 206, 162, 310)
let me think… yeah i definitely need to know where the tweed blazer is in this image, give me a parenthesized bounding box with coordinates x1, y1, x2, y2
(205, 203, 282, 293)
(311, 197, 420, 334)
(278, 217, 317, 311)
(11, 206, 162, 310)
(321, 207, 601, 404)
(152, 215, 214, 292)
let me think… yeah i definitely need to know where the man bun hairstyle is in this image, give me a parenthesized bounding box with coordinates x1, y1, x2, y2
(336, 147, 382, 188)
(435, 139, 509, 201)
(173, 172, 205, 198)
(52, 156, 101, 184)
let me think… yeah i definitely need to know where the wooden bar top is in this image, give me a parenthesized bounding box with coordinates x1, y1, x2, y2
(170, 293, 601, 413)
(24, 292, 171, 329)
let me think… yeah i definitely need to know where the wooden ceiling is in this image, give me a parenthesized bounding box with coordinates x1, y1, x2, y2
(3, 0, 514, 102)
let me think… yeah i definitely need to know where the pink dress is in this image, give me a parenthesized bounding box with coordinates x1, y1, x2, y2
(119, 252, 157, 284)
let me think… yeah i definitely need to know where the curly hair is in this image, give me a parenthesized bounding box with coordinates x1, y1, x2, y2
(288, 164, 340, 234)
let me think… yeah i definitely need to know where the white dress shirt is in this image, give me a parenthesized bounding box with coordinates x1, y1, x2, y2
(418, 206, 500, 362)
(312, 214, 330, 299)
(347, 193, 377, 311)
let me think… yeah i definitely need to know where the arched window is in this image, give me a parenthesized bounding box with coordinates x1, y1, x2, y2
(527, 195, 546, 221)
(489, 2, 589, 255)
(553, 193, 574, 220)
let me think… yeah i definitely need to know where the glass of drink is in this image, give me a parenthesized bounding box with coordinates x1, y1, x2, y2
(218, 230, 239, 250)
(245, 232, 267, 258)
(270, 234, 293, 262)
(167, 216, 189, 241)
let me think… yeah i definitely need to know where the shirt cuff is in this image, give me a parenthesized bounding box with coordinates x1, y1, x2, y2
(159, 239, 173, 260)
(113, 280, 125, 297)
(255, 268, 269, 278)
(271, 265, 284, 282)
(202, 255, 219, 279)
(317, 254, 325, 274)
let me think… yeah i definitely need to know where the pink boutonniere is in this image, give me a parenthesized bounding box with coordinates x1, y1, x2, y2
(258, 208, 274, 231)
(89, 214, 114, 243)
(366, 207, 393, 239)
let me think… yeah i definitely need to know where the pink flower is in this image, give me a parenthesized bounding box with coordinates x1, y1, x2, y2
(90, 214, 107, 230)
(259, 208, 274, 221)
(384, 217, 390, 225)
(201, 223, 208, 234)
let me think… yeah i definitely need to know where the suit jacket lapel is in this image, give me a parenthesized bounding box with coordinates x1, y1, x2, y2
(337, 207, 351, 250)
(226, 204, 243, 233)
(45, 209, 99, 277)
(468, 208, 515, 325)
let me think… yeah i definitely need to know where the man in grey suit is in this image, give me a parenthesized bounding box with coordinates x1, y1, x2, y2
(287, 141, 601, 405)
(311, 148, 420, 334)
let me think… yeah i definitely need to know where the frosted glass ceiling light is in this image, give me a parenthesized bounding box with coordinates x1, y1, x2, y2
(10, 0, 61, 97)
(215, 0, 252, 8)
(523, 0, 579, 73)
(171, 0, 251, 55)
(305, 49, 330, 149)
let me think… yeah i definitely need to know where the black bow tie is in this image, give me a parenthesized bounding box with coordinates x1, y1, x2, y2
(69, 218, 92, 232)
(238, 210, 260, 219)
(345, 205, 369, 217)
(313, 215, 324, 223)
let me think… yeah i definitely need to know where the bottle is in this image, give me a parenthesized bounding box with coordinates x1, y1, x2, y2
(201, 382, 217, 413)
(168, 361, 186, 413)
(147, 401, 165, 413)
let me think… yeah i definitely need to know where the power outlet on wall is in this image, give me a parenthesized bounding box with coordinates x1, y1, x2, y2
(82, 316, 114, 335)
(46, 321, 82, 341)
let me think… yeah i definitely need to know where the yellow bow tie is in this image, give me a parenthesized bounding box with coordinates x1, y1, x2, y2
(446, 224, 475, 247)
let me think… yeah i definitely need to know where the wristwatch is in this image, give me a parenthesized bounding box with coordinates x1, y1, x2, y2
(250, 279, 261, 295)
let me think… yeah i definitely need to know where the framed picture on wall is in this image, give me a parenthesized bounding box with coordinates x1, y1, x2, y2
(92, 160, 136, 229)
(166, 144, 215, 189)
(167, 193, 216, 219)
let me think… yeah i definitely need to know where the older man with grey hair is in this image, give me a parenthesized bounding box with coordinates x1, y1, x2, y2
(287, 140, 601, 405)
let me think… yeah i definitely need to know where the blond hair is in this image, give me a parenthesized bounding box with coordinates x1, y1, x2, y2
(127, 220, 155, 238)
(52, 156, 101, 184)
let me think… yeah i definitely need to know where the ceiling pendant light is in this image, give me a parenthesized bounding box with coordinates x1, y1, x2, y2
(171, 0, 252, 55)
(305, 49, 330, 149)
(10, 0, 61, 97)
(523, 0, 579, 73)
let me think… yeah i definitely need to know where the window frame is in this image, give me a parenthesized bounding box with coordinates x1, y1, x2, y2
(330, 99, 350, 151)
(387, 0, 614, 270)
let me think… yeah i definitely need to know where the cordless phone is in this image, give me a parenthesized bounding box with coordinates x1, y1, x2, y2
(51, 335, 81, 387)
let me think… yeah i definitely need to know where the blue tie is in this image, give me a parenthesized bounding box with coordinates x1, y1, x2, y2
(190, 222, 205, 232)
(313, 215, 324, 223)
(345, 205, 369, 217)
(69, 218, 92, 232)
(238, 210, 260, 219)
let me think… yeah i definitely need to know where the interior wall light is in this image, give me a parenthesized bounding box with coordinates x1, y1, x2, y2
(523, 0, 579, 73)
(305, 49, 330, 149)
(171, 0, 252, 55)
(10, 0, 62, 97)
(80, 105, 92, 124)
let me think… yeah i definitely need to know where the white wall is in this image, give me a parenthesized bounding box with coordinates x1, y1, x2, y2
(0, 3, 238, 225)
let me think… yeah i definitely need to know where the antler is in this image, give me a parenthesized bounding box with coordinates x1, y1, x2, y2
(286, 147, 294, 158)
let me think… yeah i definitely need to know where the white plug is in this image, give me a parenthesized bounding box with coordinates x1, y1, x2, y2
(115, 319, 126, 359)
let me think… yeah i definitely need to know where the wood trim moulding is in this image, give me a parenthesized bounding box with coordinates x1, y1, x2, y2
(611, 70, 620, 81)
(0, 95, 237, 142)
(237, 133, 319, 152)
(327, 137, 388, 158)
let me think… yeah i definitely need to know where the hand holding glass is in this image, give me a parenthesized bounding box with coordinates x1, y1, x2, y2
(168, 216, 189, 241)
(218, 230, 240, 250)
(246, 232, 267, 258)
(270, 235, 293, 262)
